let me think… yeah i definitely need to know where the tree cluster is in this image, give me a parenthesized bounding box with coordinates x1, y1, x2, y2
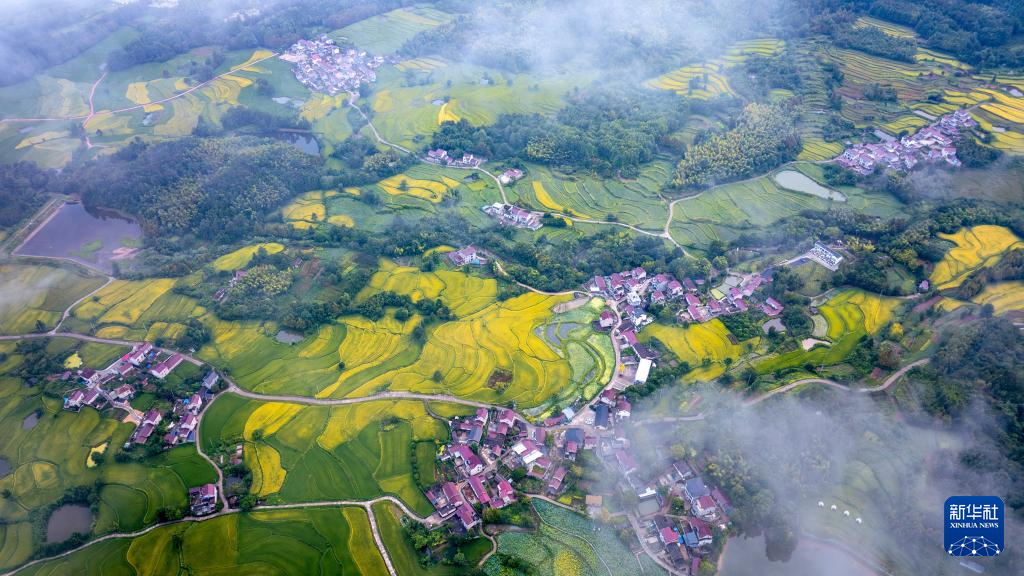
(673, 103, 801, 189)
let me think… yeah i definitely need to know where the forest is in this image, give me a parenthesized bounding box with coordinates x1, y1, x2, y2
(63, 137, 323, 243)
(429, 87, 690, 176)
(672, 103, 801, 189)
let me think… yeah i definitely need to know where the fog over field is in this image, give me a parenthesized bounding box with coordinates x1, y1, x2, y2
(626, 388, 1023, 574)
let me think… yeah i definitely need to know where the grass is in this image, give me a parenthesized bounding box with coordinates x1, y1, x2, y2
(642, 319, 755, 381)
(0, 263, 106, 335)
(929, 225, 1023, 290)
(18, 507, 385, 575)
(200, 395, 449, 515)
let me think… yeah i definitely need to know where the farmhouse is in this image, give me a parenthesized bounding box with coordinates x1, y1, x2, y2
(201, 371, 219, 391)
(150, 353, 184, 379)
(189, 484, 218, 516)
(448, 245, 488, 267)
(809, 242, 843, 271)
(498, 168, 524, 184)
(482, 203, 543, 230)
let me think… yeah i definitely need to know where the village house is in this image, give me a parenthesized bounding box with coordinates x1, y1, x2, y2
(447, 245, 488, 267)
(482, 203, 543, 230)
(189, 483, 218, 516)
(111, 384, 135, 401)
(446, 444, 485, 477)
(201, 371, 219, 391)
(149, 353, 184, 379)
(498, 168, 524, 184)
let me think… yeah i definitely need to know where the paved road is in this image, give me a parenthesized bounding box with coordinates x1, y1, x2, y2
(743, 358, 931, 406)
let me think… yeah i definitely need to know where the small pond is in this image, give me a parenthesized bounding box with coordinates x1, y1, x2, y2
(721, 535, 875, 576)
(22, 412, 39, 430)
(774, 170, 847, 202)
(45, 504, 94, 543)
(290, 134, 320, 156)
(15, 202, 142, 274)
(0, 458, 11, 477)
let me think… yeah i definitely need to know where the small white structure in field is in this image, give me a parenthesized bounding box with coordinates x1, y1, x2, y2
(817, 501, 825, 508)
(844, 510, 850, 517)
(830, 505, 837, 511)
(856, 517, 863, 524)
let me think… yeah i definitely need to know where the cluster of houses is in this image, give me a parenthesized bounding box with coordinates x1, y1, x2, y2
(63, 343, 184, 413)
(446, 245, 488, 267)
(835, 109, 978, 175)
(622, 456, 733, 573)
(482, 203, 543, 231)
(280, 36, 383, 97)
(587, 267, 782, 358)
(427, 408, 524, 530)
(424, 148, 485, 168)
(58, 341, 222, 454)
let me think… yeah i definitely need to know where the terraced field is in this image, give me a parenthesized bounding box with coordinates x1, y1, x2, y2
(484, 500, 665, 576)
(0, 368, 216, 569)
(507, 162, 672, 230)
(281, 190, 353, 229)
(969, 281, 1024, 315)
(18, 507, 386, 576)
(0, 263, 106, 335)
(357, 259, 498, 317)
(339, 292, 577, 410)
(64, 277, 204, 340)
(641, 319, 753, 381)
(212, 243, 285, 271)
(646, 39, 784, 100)
(668, 166, 901, 250)
(367, 63, 584, 150)
(929, 225, 1023, 290)
(201, 395, 454, 514)
(329, 5, 453, 54)
(754, 289, 901, 375)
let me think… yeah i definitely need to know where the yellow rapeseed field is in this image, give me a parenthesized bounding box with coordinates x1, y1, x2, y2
(930, 225, 1023, 289)
(970, 281, 1024, 315)
(212, 243, 284, 271)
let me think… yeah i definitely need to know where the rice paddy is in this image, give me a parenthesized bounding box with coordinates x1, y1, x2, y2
(968, 281, 1024, 315)
(329, 6, 453, 54)
(508, 162, 672, 230)
(212, 243, 285, 271)
(281, 190, 356, 229)
(641, 319, 753, 381)
(357, 259, 498, 317)
(201, 394, 450, 514)
(0, 263, 105, 335)
(929, 225, 1023, 290)
(646, 39, 784, 99)
(754, 289, 900, 375)
(18, 507, 386, 576)
(0, 373, 216, 569)
(366, 62, 584, 151)
(668, 167, 901, 250)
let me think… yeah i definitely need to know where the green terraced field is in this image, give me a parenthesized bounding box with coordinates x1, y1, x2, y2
(505, 162, 673, 230)
(19, 507, 386, 576)
(0, 263, 106, 335)
(200, 395, 452, 515)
